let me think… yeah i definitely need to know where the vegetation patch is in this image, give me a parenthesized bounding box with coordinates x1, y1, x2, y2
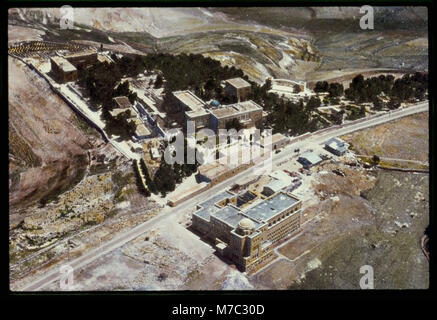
(9, 125, 42, 168)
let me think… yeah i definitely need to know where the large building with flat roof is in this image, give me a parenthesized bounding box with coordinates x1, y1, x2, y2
(50, 56, 77, 83)
(172, 90, 210, 129)
(64, 51, 98, 69)
(225, 77, 252, 102)
(209, 100, 263, 133)
(192, 190, 302, 273)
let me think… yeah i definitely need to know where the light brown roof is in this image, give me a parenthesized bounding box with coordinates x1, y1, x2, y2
(51, 56, 76, 72)
(135, 123, 150, 136)
(209, 100, 262, 119)
(225, 77, 251, 89)
(173, 90, 206, 111)
(64, 51, 97, 59)
(113, 96, 131, 109)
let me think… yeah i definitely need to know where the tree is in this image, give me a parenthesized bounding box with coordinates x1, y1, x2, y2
(153, 161, 176, 195)
(371, 155, 380, 166)
(387, 97, 401, 110)
(113, 81, 129, 97)
(372, 97, 384, 111)
(314, 81, 329, 93)
(262, 78, 272, 91)
(306, 96, 321, 111)
(154, 74, 163, 88)
(293, 84, 301, 94)
(332, 110, 344, 125)
(328, 82, 344, 97)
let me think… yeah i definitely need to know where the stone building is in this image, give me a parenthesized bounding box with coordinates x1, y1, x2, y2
(50, 56, 77, 83)
(192, 191, 302, 273)
(64, 51, 98, 70)
(197, 159, 252, 186)
(112, 96, 132, 109)
(172, 90, 210, 130)
(209, 100, 263, 133)
(225, 78, 252, 102)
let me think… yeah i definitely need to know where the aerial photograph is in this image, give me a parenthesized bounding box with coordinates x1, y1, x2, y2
(8, 6, 429, 292)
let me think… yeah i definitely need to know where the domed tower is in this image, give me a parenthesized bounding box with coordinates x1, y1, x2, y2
(237, 218, 255, 236)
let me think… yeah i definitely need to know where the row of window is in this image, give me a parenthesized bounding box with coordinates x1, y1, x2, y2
(268, 220, 300, 242)
(268, 207, 299, 227)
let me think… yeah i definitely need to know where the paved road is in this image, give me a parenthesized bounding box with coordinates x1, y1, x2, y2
(17, 101, 428, 291)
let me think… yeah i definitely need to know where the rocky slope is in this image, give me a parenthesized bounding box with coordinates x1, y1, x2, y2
(8, 57, 102, 224)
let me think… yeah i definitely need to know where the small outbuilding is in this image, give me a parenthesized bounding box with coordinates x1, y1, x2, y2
(262, 179, 290, 197)
(325, 137, 349, 156)
(298, 152, 323, 169)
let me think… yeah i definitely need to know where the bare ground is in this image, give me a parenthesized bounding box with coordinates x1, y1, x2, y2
(342, 112, 429, 162)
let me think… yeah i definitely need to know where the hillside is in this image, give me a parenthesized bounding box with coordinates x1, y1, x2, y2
(8, 57, 101, 224)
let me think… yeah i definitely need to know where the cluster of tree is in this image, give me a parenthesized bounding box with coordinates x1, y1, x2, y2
(138, 139, 200, 197)
(344, 73, 428, 105)
(314, 81, 344, 97)
(133, 160, 151, 197)
(102, 109, 136, 139)
(139, 158, 157, 194)
(81, 52, 340, 139)
(140, 53, 247, 103)
(345, 105, 366, 120)
(77, 56, 146, 139)
(267, 98, 320, 135)
(77, 57, 139, 111)
(113, 81, 137, 104)
(154, 74, 164, 89)
(305, 96, 322, 111)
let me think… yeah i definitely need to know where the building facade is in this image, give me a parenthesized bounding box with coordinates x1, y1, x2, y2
(209, 100, 263, 133)
(225, 78, 252, 102)
(172, 90, 210, 129)
(50, 56, 77, 83)
(64, 51, 98, 70)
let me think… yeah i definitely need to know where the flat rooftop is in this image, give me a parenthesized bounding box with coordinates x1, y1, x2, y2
(110, 108, 133, 118)
(173, 90, 207, 113)
(198, 160, 240, 180)
(195, 191, 235, 221)
(64, 51, 97, 59)
(299, 152, 323, 165)
(325, 137, 349, 151)
(213, 206, 263, 230)
(263, 179, 290, 194)
(51, 56, 76, 72)
(212, 206, 244, 228)
(113, 96, 131, 109)
(244, 192, 299, 223)
(209, 100, 262, 119)
(135, 123, 151, 137)
(225, 77, 251, 89)
(259, 133, 288, 147)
